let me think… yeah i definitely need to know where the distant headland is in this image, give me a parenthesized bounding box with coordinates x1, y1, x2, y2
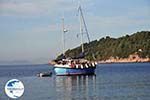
(56, 31, 150, 63)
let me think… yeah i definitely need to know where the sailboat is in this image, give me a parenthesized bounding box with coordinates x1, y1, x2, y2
(53, 5, 97, 75)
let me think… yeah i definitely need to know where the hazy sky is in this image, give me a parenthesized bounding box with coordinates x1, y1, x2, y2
(0, 0, 150, 64)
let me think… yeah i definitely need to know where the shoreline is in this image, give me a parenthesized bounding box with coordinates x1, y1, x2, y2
(50, 54, 150, 65)
(98, 61, 150, 64)
(97, 53, 150, 64)
(98, 58, 150, 64)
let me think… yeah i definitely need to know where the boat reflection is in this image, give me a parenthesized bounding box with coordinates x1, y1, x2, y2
(55, 75, 96, 100)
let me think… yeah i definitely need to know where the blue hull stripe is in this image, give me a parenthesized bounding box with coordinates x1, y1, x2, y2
(54, 67, 95, 75)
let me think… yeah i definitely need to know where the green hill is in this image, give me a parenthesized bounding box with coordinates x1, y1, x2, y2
(56, 31, 150, 61)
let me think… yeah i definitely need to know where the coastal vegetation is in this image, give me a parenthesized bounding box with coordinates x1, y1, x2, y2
(56, 31, 150, 61)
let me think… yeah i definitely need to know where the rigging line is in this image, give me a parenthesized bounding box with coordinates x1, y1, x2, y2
(78, 6, 91, 43)
(78, 5, 96, 60)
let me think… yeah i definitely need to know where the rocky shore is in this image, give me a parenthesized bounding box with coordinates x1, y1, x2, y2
(98, 53, 150, 63)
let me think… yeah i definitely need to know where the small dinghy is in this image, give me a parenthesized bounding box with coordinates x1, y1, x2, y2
(37, 71, 52, 77)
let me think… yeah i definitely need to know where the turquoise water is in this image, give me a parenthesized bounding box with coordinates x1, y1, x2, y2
(0, 63, 150, 100)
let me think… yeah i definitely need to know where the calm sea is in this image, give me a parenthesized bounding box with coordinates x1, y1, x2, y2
(0, 63, 150, 100)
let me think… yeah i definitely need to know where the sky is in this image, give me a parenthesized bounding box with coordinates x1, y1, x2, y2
(0, 0, 150, 64)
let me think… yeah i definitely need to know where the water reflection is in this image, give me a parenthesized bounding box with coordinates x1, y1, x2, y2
(55, 75, 97, 100)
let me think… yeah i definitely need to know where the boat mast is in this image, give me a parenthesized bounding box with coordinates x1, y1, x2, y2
(62, 18, 65, 56)
(62, 17, 68, 56)
(78, 5, 96, 60)
(78, 5, 91, 54)
(79, 6, 84, 53)
(78, 5, 91, 43)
